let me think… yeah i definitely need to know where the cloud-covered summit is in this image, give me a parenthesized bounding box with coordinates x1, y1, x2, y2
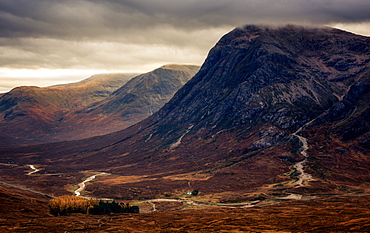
(2, 0, 370, 39)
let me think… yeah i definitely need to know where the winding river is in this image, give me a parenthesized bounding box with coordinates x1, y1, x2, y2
(74, 172, 109, 198)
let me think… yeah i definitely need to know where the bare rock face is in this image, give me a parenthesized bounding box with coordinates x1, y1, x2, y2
(153, 25, 369, 142)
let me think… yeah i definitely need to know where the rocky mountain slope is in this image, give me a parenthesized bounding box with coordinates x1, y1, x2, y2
(0, 65, 198, 146)
(56, 64, 199, 141)
(1, 25, 369, 201)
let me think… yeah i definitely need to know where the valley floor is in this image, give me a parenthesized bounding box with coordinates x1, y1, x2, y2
(1, 182, 370, 233)
(1, 148, 370, 232)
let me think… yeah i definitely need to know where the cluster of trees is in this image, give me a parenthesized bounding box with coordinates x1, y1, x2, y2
(89, 200, 139, 215)
(49, 195, 139, 216)
(49, 195, 98, 216)
(191, 190, 199, 196)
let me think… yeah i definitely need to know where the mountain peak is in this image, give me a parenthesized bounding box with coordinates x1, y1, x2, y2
(153, 25, 369, 136)
(160, 64, 200, 71)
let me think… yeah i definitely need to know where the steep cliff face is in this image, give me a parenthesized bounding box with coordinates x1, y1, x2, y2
(1, 25, 369, 200)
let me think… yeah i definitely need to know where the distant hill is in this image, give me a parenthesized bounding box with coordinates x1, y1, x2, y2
(0, 65, 199, 146)
(52, 64, 200, 141)
(0, 73, 137, 146)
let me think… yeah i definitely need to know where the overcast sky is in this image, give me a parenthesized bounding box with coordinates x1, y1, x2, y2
(1, 0, 370, 92)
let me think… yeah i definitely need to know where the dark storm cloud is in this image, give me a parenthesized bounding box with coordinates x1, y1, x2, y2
(1, 0, 370, 40)
(0, 0, 369, 77)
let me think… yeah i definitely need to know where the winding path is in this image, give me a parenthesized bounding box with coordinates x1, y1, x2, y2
(144, 198, 260, 213)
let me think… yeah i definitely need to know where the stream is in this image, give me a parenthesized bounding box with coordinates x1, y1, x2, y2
(291, 134, 313, 186)
(27, 165, 40, 175)
(74, 172, 110, 198)
(290, 119, 315, 187)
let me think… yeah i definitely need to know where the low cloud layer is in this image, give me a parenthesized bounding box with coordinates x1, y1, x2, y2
(1, 0, 370, 92)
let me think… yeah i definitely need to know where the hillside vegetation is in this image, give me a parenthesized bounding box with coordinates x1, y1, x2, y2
(49, 195, 139, 216)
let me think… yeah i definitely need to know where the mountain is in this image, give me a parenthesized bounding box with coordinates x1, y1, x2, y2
(0, 25, 369, 202)
(0, 65, 198, 147)
(0, 73, 137, 147)
(55, 64, 200, 141)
